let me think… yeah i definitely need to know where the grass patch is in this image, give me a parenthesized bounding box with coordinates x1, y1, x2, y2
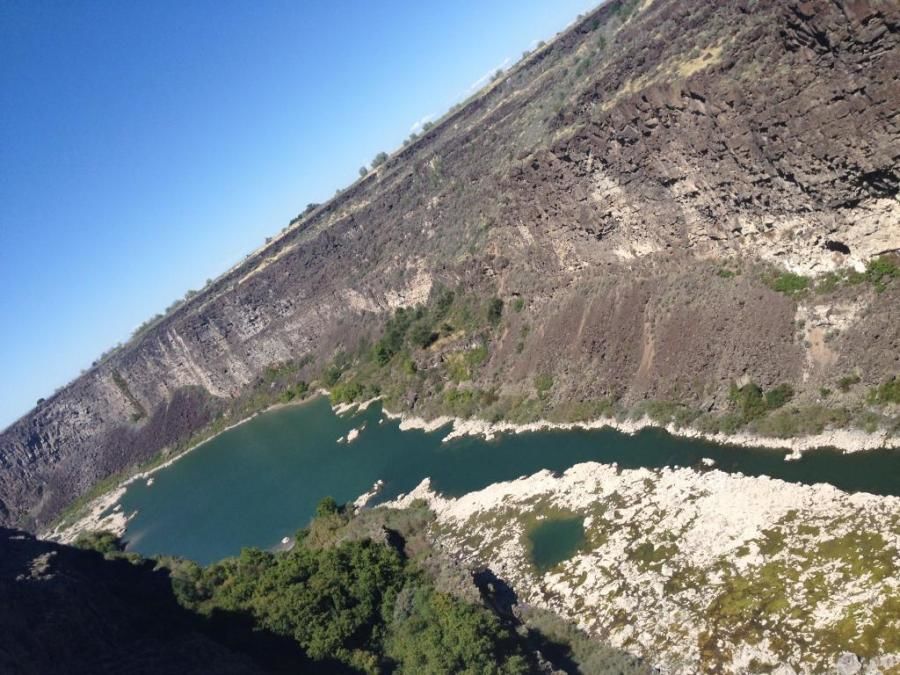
(767, 271, 810, 295)
(868, 376, 900, 405)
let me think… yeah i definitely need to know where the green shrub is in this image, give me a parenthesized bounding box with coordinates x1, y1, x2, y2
(322, 364, 343, 387)
(814, 271, 841, 294)
(753, 405, 852, 438)
(487, 297, 504, 325)
(865, 256, 899, 292)
(764, 384, 794, 410)
(768, 272, 809, 295)
(409, 322, 438, 349)
(387, 586, 529, 674)
(330, 380, 364, 405)
(433, 288, 455, 318)
(512, 297, 525, 312)
(74, 531, 124, 555)
(728, 382, 767, 420)
(837, 374, 860, 392)
(315, 496, 339, 517)
(534, 374, 554, 398)
(371, 151, 389, 169)
(869, 377, 900, 405)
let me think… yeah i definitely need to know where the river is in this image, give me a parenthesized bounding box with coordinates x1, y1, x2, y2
(117, 396, 900, 564)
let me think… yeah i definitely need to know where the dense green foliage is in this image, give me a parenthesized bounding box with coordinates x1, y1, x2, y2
(728, 381, 793, 422)
(315, 285, 511, 417)
(158, 500, 534, 673)
(73, 499, 652, 674)
(74, 530, 126, 555)
(387, 586, 529, 674)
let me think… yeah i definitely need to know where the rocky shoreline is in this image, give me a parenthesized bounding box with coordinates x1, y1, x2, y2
(384, 462, 900, 673)
(381, 406, 900, 459)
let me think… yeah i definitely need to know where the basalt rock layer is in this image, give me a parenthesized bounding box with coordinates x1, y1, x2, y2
(2, 0, 899, 529)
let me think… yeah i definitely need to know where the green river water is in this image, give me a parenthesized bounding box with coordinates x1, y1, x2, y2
(118, 396, 900, 565)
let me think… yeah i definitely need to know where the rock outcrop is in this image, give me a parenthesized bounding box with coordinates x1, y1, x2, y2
(2, 0, 899, 529)
(387, 462, 900, 673)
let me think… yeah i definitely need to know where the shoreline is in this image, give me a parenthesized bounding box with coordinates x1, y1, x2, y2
(380, 406, 900, 459)
(44, 391, 897, 543)
(41, 393, 323, 543)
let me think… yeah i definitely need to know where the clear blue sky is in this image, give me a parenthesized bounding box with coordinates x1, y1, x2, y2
(0, 0, 596, 429)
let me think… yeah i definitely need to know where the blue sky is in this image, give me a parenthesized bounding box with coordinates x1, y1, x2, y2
(0, 0, 596, 428)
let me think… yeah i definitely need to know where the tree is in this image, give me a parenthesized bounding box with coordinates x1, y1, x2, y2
(315, 496, 339, 517)
(410, 322, 438, 349)
(359, 166, 368, 177)
(371, 151, 389, 169)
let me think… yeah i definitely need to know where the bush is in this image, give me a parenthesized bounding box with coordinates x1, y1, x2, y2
(869, 377, 900, 405)
(315, 496, 339, 517)
(534, 374, 554, 397)
(358, 166, 368, 177)
(322, 364, 343, 387)
(387, 586, 529, 674)
(371, 151, 389, 169)
(487, 297, 504, 325)
(728, 382, 767, 421)
(769, 272, 809, 295)
(764, 384, 794, 410)
(330, 380, 364, 405)
(409, 322, 438, 349)
(865, 256, 899, 291)
(512, 297, 525, 312)
(74, 531, 125, 555)
(837, 374, 860, 392)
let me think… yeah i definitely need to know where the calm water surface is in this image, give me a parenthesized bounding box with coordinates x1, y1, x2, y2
(119, 396, 900, 563)
(528, 517, 586, 572)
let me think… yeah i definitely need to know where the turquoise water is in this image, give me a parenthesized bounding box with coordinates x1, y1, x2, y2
(527, 517, 586, 571)
(119, 396, 900, 564)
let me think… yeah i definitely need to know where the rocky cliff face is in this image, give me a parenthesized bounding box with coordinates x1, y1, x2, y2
(2, 0, 898, 530)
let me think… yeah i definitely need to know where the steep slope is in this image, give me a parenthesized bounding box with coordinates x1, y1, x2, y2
(0, 527, 310, 674)
(2, 0, 899, 530)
